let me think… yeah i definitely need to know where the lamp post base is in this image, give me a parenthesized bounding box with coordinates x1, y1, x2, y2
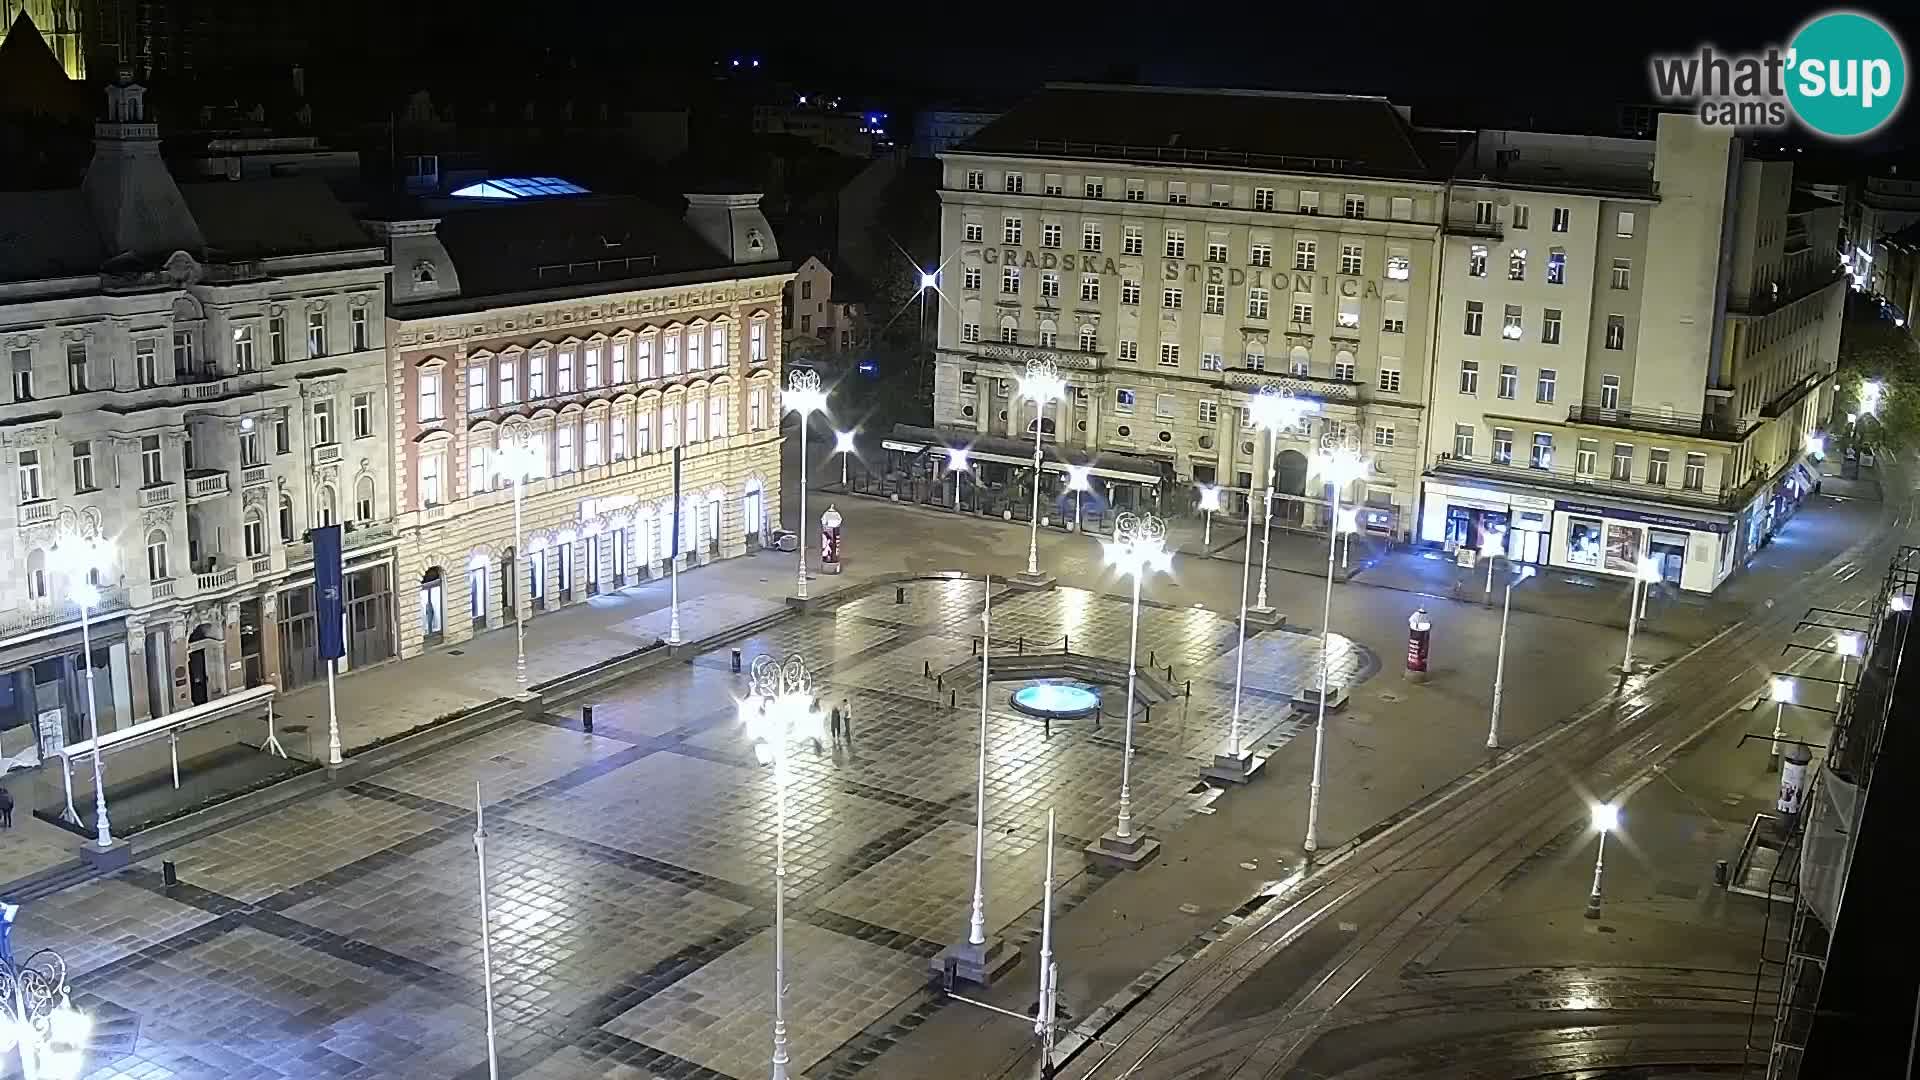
(1085, 828, 1161, 870)
(930, 936, 1020, 987)
(1204, 747, 1260, 784)
(1010, 572, 1057, 591)
(1242, 606, 1286, 630)
(1289, 683, 1348, 713)
(1584, 895, 1603, 920)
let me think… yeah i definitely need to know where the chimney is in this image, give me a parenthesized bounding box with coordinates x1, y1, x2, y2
(684, 192, 779, 264)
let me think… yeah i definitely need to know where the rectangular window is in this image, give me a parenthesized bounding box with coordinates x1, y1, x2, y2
(1085, 179, 1104, 198)
(1001, 322, 1019, 344)
(134, 340, 157, 388)
(1508, 248, 1527, 281)
(1163, 287, 1183, 309)
(1080, 327, 1097, 352)
(1502, 304, 1523, 340)
(966, 169, 984, 191)
(1391, 196, 1413, 221)
(70, 440, 94, 492)
(611, 340, 629, 383)
(666, 334, 684, 374)
(1552, 206, 1571, 232)
(1616, 211, 1635, 237)
(1526, 432, 1554, 470)
(1115, 388, 1135, 414)
(1610, 259, 1631, 289)
(274, 411, 289, 454)
(1576, 439, 1598, 477)
(1546, 248, 1566, 285)
(962, 322, 981, 343)
(1453, 423, 1475, 458)
(1154, 393, 1177, 419)
(585, 419, 602, 466)
(1159, 343, 1181, 367)
(1299, 191, 1320, 215)
(1378, 366, 1401, 393)
(1003, 216, 1022, 244)
(499, 358, 518, 405)
(173, 331, 195, 374)
(351, 308, 369, 351)
(1492, 427, 1514, 465)
(1038, 325, 1057, 347)
(1600, 373, 1621, 410)
(1542, 308, 1563, 345)
(1201, 351, 1224, 372)
(1647, 448, 1670, 485)
(1083, 222, 1102, 251)
(1198, 401, 1218, 425)
(1081, 276, 1100, 302)
(1205, 283, 1226, 314)
(1337, 297, 1360, 328)
(268, 317, 286, 363)
(312, 399, 335, 444)
(418, 370, 441, 420)
(1244, 348, 1265, 371)
(1464, 301, 1484, 336)
(1684, 452, 1706, 492)
(1386, 249, 1410, 281)
(1474, 200, 1495, 225)
(1002, 267, 1021, 294)
(1340, 242, 1363, 275)
(963, 266, 982, 290)
(1041, 272, 1060, 300)
(1498, 364, 1517, 399)
(1250, 243, 1272, 267)
(1537, 368, 1557, 403)
(1207, 241, 1228, 263)
(1166, 181, 1188, 205)
(232, 326, 256, 372)
(307, 310, 327, 357)
(1126, 180, 1147, 202)
(637, 338, 655, 378)
(563, 346, 582, 389)
(1344, 194, 1366, 218)
(529, 353, 548, 397)
(1004, 172, 1024, 194)
(585, 345, 603, 388)
(1124, 226, 1143, 255)
(1460, 358, 1480, 394)
(353, 391, 373, 438)
(1605, 315, 1626, 350)
(639, 411, 656, 452)
(16, 448, 42, 501)
(65, 342, 88, 393)
(1289, 352, 1310, 375)
(1043, 222, 1062, 248)
(468, 364, 488, 411)
(1121, 279, 1141, 305)
(1512, 204, 1530, 229)
(1247, 288, 1269, 319)
(612, 414, 628, 459)
(750, 321, 767, 362)
(1294, 239, 1316, 270)
(964, 222, 983, 243)
(468, 444, 490, 495)
(1254, 188, 1275, 211)
(419, 453, 442, 506)
(1117, 340, 1138, 362)
(1611, 442, 1633, 481)
(1291, 301, 1313, 325)
(1165, 230, 1186, 259)
(1334, 357, 1355, 381)
(140, 434, 164, 485)
(1373, 423, 1395, 448)
(1468, 245, 1487, 277)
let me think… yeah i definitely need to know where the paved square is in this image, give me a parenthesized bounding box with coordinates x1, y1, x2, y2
(155, 788, 445, 903)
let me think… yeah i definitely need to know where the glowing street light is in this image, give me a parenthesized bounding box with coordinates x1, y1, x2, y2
(936, 575, 1009, 982)
(1835, 631, 1862, 705)
(1246, 389, 1319, 613)
(1805, 433, 1826, 458)
(0, 934, 91, 1080)
(1585, 802, 1620, 919)
(739, 654, 823, 1080)
(919, 270, 939, 293)
(947, 447, 971, 510)
(1066, 464, 1092, 533)
(1303, 435, 1371, 856)
(1486, 565, 1538, 750)
(494, 440, 545, 664)
(833, 429, 857, 488)
(1197, 484, 1221, 547)
(50, 534, 113, 848)
(1861, 379, 1885, 416)
(1102, 513, 1173, 849)
(1768, 675, 1796, 772)
(1620, 555, 1664, 676)
(784, 370, 830, 600)
(1891, 592, 1913, 613)
(1336, 505, 1360, 569)
(1019, 358, 1068, 578)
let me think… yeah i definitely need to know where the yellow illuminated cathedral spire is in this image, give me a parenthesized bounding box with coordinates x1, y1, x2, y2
(0, 0, 83, 80)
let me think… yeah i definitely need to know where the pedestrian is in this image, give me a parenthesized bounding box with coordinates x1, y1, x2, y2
(841, 697, 852, 740)
(829, 702, 844, 742)
(808, 700, 824, 753)
(0, 786, 13, 829)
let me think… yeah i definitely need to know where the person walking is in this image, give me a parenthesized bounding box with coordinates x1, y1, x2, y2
(840, 697, 853, 740)
(0, 786, 13, 829)
(828, 701, 844, 743)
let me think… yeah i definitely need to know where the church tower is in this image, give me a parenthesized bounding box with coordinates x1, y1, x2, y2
(0, 0, 83, 79)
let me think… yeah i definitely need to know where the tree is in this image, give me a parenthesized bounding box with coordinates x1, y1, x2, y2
(1835, 296, 1920, 453)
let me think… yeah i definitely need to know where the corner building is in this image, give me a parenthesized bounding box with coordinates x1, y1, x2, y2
(1422, 115, 1843, 593)
(368, 186, 791, 657)
(933, 85, 1457, 537)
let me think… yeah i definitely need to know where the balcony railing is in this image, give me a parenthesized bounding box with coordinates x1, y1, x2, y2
(1447, 217, 1504, 239)
(283, 520, 398, 567)
(185, 471, 231, 500)
(196, 565, 238, 592)
(138, 483, 177, 508)
(1431, 452, 1739, 509)
(183, 378, 235, 402)
(151, 578, 177, 600)
(251, 556, 273, 576)
(242, 465, 271, 488)
(1564, 401, 1752, 441)
(0, 585, 129, 636)
(17, 499, 55, 526)
(1225, 369, 1360, 402)
(312, 443, 342, 466)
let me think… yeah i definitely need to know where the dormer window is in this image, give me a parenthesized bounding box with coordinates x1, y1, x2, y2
(412, 261, 437, 287)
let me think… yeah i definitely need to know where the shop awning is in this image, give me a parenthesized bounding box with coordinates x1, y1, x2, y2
(883, 425, 1165, 485)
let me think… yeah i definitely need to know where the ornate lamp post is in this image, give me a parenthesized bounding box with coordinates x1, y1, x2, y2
(1018, 358, 1067, 579)
(1768, 676, 1795, 771)
(740, 654, 822, 1080)
(1584, 802, 1620, 919)
(1303, 433, 1371, 856)
(935, 575, 1015, 984)
(784, 370, 829, 600)
(1196, 484, 1221, 548)
(1619, 555, 1664, 676)
(1246, 390, 1319, 616)
(0, 930, 91, 1080)
(50, 535, 113, 849)
(833, 430, 856, 488)
(1089, 513, 1173, 868)
(1486, 564, 1538, 750)
(1065, 465, 1092, 533)
(946, 448, 970, 510)
(493, 440, 543, 676)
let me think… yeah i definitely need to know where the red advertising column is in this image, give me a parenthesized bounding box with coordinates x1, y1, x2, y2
(820, 505, 843, 575)
(1405, 607, 1432, 683)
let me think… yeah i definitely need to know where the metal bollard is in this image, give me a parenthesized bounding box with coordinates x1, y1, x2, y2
(1714, 859, 1729, 887)
(731, 648, 742, 673)
(1144, 702, 1152, 721)
(949, 690, 957, 710)
(896, 586, 906, 604)
(582, 704, 595, 733)
(1018, 636, 1026, 655)
(1184, 679, 1192, 698)
(162, 860, 178, 887)
(937, 673, 944, 692)
(1167, 664, 1175, 682)
(924, 659, 932, 678)
(1149, 649, 1157, 668)
(1063, 634, 1070, 654)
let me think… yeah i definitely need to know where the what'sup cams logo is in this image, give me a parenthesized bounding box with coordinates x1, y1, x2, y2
(1650, 10, 1907, 138)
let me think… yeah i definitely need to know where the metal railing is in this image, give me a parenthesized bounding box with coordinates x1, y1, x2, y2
(1564, 401, 1751, 440)
(1430, 452, 1740, 508)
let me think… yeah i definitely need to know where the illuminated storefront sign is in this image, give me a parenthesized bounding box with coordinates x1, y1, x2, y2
(968, 246, 1398, 299)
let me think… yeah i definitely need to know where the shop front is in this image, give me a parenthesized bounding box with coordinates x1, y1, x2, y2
(1419, 481, 1557, 565)
(1549, 499, 1734, 593)
(0, 618, 134, 768)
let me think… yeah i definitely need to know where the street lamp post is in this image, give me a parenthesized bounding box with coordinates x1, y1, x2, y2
(1486, 565, 1538, 750)
(1834, 631, 1862, 706)
(1018, 358, 1067, 579)
(1034, 807, 1059, 1075)
(1619, 556, 1664, 676)
(1768, 676, 1795, 772)
(494, 441, 543, 677)
(785, 370, 829, 601)
(1091, 513, 1172, 866)
(947, 448, 970, 511)
(1336, 505, 1358, 570)
(1247, 391, 1319, 614)
(833, 430, 856, 489)
(472, 782, 500, 1080)
(1197, 484, 1221, 549)
(740, 654, 822, 1080)
(936, 574, 1014, 984)
(1303, 435, 1371, 856)
(0, 934, 92, 1080)
(52, 536, 112, 849)
(1584, 802, 1620, 919)
(1211, 471, 1262, 782)
(1066, 465, 1091, 533)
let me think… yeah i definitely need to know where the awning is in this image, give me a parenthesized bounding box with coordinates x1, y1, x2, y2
(884, 425, 1164, 485)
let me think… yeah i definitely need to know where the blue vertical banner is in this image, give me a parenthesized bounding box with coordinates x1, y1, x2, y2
(671, 445, 683, 558)
(313, 524, 345, 660)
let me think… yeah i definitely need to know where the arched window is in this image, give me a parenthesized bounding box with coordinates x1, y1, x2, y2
(1289, 345, 1311, 375)
(278, 493, 295, 542)
(315, 485, 337, 527)
(355, 476, 375, 522)
(26, 549, 48, 600)
(146, 529, 169, 581)
(243, 509, 266, 557)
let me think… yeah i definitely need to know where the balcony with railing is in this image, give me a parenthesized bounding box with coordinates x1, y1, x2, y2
(138, 483, 178, 508)
(1446, 216, 1504, 239)
(311, 442, 343, 466)
(241, 465, 271, 488)
(283, 519, 397, 567)
(1564, 399, 1753, 442)
(0, 585, 129, 637)
(16, 499, 55, 527)
(196, 564, 239, 592)
(185, 469, 231, 501)
(1430, 451, 1751, 510)
(1225, 369, 1359, 402)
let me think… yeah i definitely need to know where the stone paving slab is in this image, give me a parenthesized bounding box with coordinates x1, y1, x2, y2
(151, 789, 445, 904)
(603, 921, 927, 1079)
(816, 820, 1051, 945)
(8, 877, 217, 978)
(374, 722, 633, 806)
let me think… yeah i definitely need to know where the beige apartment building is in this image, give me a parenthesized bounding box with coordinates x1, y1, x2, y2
(368, 185, 790, 659)
(1423, 115, 1844, 593)
(929, 84, 1458, 538)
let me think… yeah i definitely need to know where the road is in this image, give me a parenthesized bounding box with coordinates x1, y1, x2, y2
(1049, 457, 1914, 1080)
